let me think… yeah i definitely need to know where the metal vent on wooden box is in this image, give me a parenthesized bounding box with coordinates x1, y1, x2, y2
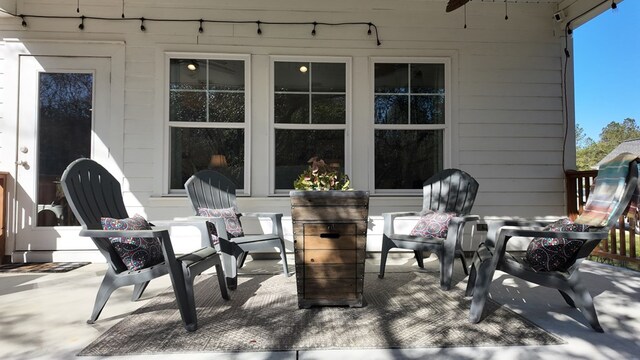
(290, 190, 369, 308)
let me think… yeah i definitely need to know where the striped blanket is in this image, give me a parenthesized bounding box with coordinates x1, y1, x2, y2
(575, 152, 639, 227)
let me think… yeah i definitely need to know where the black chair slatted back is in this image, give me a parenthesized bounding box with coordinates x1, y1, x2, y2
(422, 168, 479, 216)
(185, 170, 238, 213)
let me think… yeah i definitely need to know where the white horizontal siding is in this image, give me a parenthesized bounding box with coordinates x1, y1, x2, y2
(0, 0, 571, 254)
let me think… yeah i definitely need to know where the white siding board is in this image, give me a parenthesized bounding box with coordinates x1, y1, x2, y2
(123, 177, 155, 192)
(124, 148, 155, 163)
(124, 76, 155, 91)
(476, 178, 565, 193)
(461, 96, 562, 111)
(460, 109, 562, 124)
(459, 137, 564, 151)
(124, 90, 154, 106)
(476, 192, 564, 206)
(464, 55, 561, 71)
(124, 119, 154, 134)
(461, 69, 561, 84)
(460, 151, 563, 165)
(463, 165, 564, 179)
(460, 83, 562, 97)
(459, 124, 564, 138)
(124, 133, 154, 149)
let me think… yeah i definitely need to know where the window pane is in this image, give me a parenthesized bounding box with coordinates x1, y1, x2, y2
(169, 91, 206, 122)
(375, 95, 408, 124)
(170, 59, 206, 90)
(208, 60, 244, 90)
(374, 63, 408, 93)
(37, 73, 92, 226)
(375, 130, 443, 189)
(170, 128, 244, 190)
(312, 94, 345, 124)
(209, 92, 244, 122)
(274, 94, 309, 123)
(275, 62, 309, 91)
(275, 129, 345, 190)
(411, 64, 445, 94)
(411, 95, 445, 124)
(312, 63, 345, 92)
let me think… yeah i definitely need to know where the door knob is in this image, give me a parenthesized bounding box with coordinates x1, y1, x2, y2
(16, 160, 29, 168)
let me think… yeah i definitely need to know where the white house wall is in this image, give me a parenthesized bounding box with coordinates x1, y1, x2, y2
(0, 0, 572, 260)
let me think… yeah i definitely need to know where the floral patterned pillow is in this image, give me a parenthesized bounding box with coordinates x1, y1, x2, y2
(101, 214, 164, 271)
(197, 207, 244, 238)
(409, 211, 457, 239)
(524, 218, 590, 272)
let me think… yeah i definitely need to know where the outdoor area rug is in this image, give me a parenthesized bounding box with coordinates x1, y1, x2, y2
(0, 262, 90, 273)
(79, 271, 564, 355)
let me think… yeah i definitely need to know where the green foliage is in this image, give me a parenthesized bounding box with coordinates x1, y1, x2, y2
(293, 157, 352, 191)
(576, 118, 640, 170)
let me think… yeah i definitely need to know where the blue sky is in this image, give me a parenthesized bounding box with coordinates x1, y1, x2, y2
(574, 0, 640, 141)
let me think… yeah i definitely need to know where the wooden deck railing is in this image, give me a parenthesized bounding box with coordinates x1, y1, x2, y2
(566, 169, 639, 265)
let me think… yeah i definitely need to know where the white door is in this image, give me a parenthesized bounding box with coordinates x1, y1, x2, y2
(15, 56, 111, 255)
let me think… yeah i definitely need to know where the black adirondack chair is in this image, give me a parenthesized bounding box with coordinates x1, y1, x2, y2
(185, 170, 289, 290)
(466, 156, 639, 332)
(378, 168, 480, 290)
(61, 158, 229, 332)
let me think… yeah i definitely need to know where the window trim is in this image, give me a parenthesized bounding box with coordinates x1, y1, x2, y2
(369, 57, 452, 195)
(164, 52, 251, 195)
(269, 55, 352, 195)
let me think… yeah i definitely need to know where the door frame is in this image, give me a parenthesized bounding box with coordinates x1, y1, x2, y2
(1, 39, 125, 262)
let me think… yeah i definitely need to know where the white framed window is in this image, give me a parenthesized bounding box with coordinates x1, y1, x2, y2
(270, 56, 351, 193)
(371, 58, 450, 194)
(165, 53, 250, 195)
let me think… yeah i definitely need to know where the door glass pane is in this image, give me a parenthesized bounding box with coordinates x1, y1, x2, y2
(37, 73, 93, 226)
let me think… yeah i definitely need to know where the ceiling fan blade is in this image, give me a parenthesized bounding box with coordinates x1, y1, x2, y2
(446, 0, 470, 12)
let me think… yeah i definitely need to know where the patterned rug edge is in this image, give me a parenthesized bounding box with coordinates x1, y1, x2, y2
(0, 262, 91, 273)
(78, 272, 566, 356)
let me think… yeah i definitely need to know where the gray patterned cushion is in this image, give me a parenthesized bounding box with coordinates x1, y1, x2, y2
(524, 218, 590, 272)
(197, 207, 244, 238)
(101, 214, 164, 271)
(409, 211, 457, 239)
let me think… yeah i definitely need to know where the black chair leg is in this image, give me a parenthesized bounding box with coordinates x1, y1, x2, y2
(378, 236, 394, 279)
(131, 281, 150, 301)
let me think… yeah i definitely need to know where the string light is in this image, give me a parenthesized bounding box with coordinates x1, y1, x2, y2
(505, 0, 509, 20)
(76, 0, 80, 13)
(611, 0, 617, 9)
(2, 10, 381, 45)
(464, 4, 467, 29)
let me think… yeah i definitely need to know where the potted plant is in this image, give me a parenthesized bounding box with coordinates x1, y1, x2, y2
(293, 157, 352, 191)
(289, 157, 369, 308)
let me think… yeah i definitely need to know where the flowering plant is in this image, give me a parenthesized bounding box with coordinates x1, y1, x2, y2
(293, 157, 352, 191)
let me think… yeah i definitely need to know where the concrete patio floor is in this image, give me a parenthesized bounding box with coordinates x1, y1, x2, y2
(1, 254, 639, 360)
